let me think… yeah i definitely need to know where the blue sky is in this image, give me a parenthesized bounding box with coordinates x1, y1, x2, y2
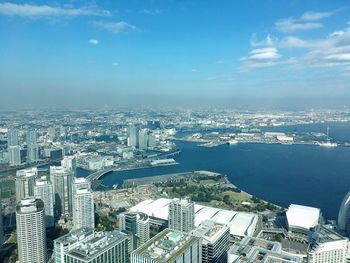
(0, 0, 350, 108)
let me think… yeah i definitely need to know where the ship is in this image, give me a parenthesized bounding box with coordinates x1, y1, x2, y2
(227, 139, 238, 145)
(319, 127, 337, 147)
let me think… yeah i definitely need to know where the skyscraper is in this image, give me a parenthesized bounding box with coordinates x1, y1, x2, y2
(72, 178, 94, 230)
(15, 167, 38, 202)
(119, 212, 150, 250)
(128, 125, 139, 148)
(138, 128, 149, 151)
(168, 198, 195, 233)
(307, 225, 348, 263)
(34, 178, 54, 227)
(61, 155, 77, 177)
(7, 128, 19, 146)
(51, 166, 73, 216)
(338, 191, 350, 236)
(16, 198, 47, 263)
(26, 128, 39, 162)
(54, 228, 129, 263)
(0, 195, 4, 246)
(191, 220, 231, 263)
(8, 145, 21, 166)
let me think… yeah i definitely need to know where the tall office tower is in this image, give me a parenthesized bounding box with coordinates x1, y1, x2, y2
(34, 178, 54, 227)
(307, 225, 348, 263)
(51, 166, 73, 216)
(338, 191, 350, 236)
(128, 125, 139, 148)
(54, 228, 129, 263)
(0, 195, 4, 246)
(15, 167, 38, 202)
(26, 128, 39, 162)
(72, 178, 94, 230)
(148, 133, 157, 148)
(16, 198, 47, 263)
(192, 220, 230, 263)
(119, 212, 150, 250)
(8, 145, 21, 166)
(61, 155, 77, 177)
(7, 128, 19, 146)
(168, 198, 195, 233)
(131, 228, 202, 263)
(48, 127, 56, 139)
(138, 129, 149, 151)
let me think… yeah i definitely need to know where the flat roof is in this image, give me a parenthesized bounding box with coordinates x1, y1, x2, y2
(130, 198, 258, 237)
(132, 229, 199, 262)
(286, 204, 321, 231)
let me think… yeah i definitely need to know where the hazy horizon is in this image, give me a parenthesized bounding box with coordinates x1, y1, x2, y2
(1, 0, 350, 109)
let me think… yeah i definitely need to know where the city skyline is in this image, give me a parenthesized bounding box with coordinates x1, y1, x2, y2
(1, 0, 350, 108)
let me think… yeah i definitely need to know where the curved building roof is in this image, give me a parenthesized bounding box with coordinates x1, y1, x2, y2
(286, 204, 320, 231)
(338, 191, 350, 231)
(130, 198, 258, 237)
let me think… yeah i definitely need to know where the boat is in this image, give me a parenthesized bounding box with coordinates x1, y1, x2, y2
(227, 139, 238, 145)
(319, 127, 337, 147)
(112, 184, 118, 189)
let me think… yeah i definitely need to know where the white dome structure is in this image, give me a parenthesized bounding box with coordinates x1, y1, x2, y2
(338, 191, 350, 234)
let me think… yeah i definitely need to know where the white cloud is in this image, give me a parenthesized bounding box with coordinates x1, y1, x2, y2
(215, 60, 225, 64)
(88, 39, 99, 45)
(276, 18, 322, 32)
(0, 2, 110, 18)
(139, 9, 162, 15)
(300, 11, 334, 21)
(250, 34, 276, 47)
(112, 62, 119, 67)
(240, 47, 280, 70)
(248, 48, 280, 60)
(93, 21, 137, 34)
(191, 69, 198, 72)
(325, 53, 350, 61)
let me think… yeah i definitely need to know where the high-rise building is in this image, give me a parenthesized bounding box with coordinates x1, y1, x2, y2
(51, 166, 73, 216)
(307, 225, 348, 263)
(191, 220, 230, 263)
(119, 212, 150, 250)
(131, 228, 202, 263)
(7, 128, 19, 146)
(15, 167, 38, 202)
(8, 145, 21, 166)
(148, 133, 157, 148)
(0, 195, 4, 246)
(16, 198, 47, 263)
(54, 228, 129, 263)
(128, 125, 139, 148)
(26, 128, 39, 162)
(34, 178, 54, 227)
(61, 155, 77, 177)
(338, 191, 350, 236)
(138, 129, 149, 151)
(72, 178, 94, 230)
(168, 198, 195, 233)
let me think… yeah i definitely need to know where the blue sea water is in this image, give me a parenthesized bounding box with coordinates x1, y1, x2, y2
(82, 122, 350, 220)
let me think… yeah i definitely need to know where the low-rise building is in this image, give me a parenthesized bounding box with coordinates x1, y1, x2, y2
(131, 228, 202, 263)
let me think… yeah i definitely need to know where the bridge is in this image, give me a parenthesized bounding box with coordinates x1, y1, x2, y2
(86, 167, 114, 181)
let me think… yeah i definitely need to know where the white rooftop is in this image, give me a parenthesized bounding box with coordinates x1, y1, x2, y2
(286, 204, 321, 230)
(130, 198, 258, 237)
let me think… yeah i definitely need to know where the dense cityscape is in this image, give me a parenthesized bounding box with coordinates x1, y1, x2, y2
(0, 108, 349, 262)
(1, 0, 350, 262)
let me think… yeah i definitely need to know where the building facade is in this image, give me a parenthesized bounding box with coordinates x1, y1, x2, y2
(51, 165, 73, 216)
(34, 178, 54, 227)
(119, 212, 150, 250)
(168, 198, 195, 233)
(54, 228, 129, 263)
(192, 220, 231, 263)
(15, 167, 38, 202)
(131, 228, 202, 263)
(16, 198, 47, 263)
